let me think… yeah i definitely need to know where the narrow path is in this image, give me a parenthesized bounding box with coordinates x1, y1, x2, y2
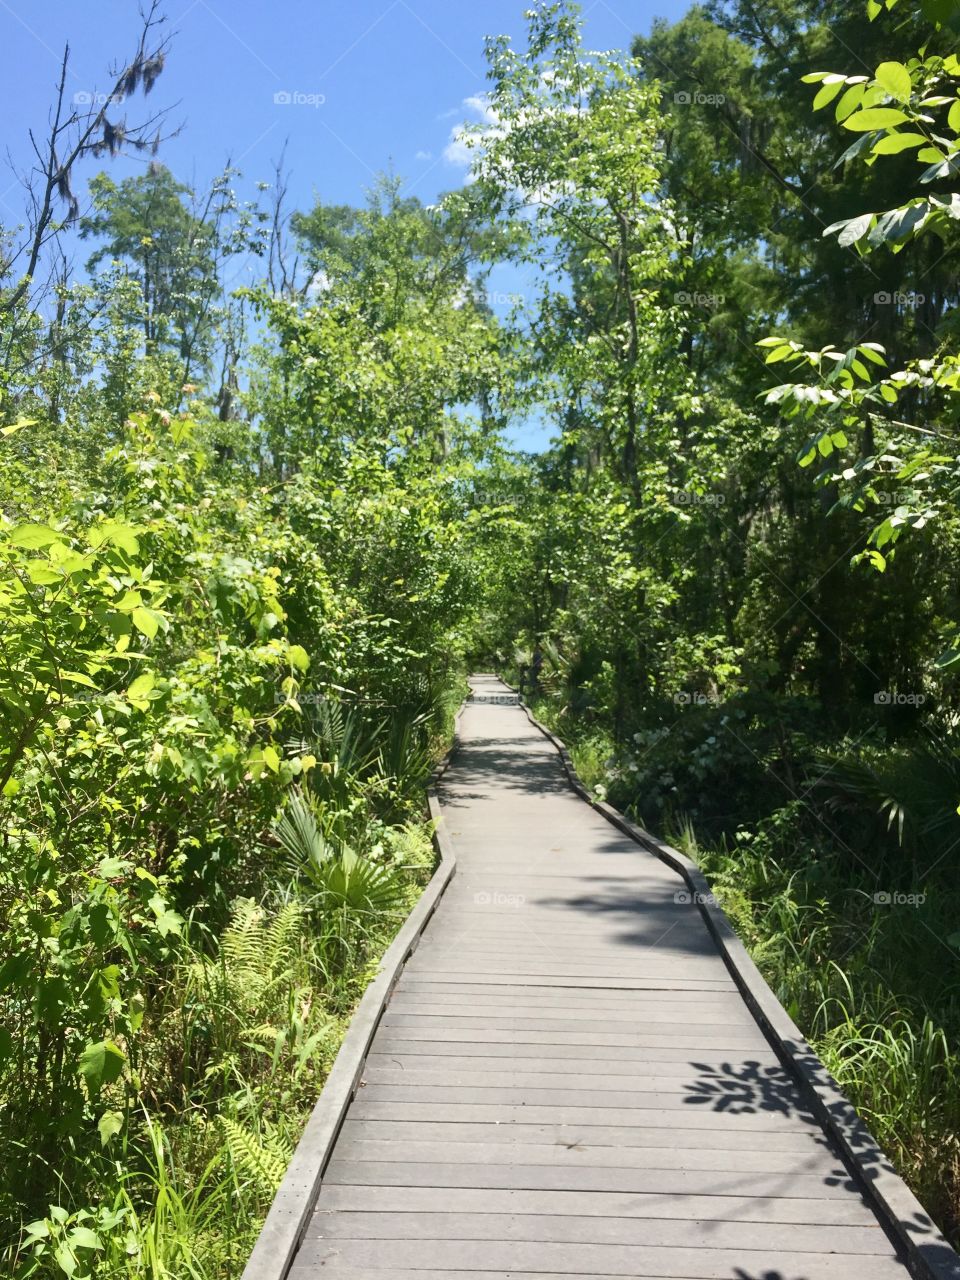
(290, 674, 914, 1279)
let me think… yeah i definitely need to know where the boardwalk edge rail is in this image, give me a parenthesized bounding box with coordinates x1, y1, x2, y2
(239, 699, 466, 1280)
(518, 695, 960, 1280)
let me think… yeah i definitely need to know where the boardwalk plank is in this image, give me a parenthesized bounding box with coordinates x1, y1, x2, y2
(348, 1100, 826, 1131)
(356, 1082, 809, 1112)
(372, 1037, 778, 1065)
(310, 1209, 890, 1252)
(311, 1182, 874, 1223)
(291, 1239, 908, 1279)
(361, 1061, 791, 1090)
(323, 1158, 856, 1198)
(339, 1118, 833, 1154)
(332, 1137, 841, 1175)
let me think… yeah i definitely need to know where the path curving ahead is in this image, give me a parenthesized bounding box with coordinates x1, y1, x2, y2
(286, 674, 942, 1280)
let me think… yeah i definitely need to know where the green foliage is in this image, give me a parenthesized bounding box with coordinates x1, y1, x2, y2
(3, 0, 960, 1266)
(1, 167, 474, 1277)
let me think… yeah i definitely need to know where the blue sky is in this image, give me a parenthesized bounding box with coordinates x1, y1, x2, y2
(0, 0, 690, 447)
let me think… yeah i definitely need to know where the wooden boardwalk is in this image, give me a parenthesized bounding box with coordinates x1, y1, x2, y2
(289, 674, 919, 1279)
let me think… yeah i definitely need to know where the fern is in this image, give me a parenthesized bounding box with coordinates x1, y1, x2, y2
(220, 1116, 291, 1197)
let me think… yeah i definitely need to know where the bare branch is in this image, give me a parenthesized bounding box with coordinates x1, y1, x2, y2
(1, 5, 178, 315)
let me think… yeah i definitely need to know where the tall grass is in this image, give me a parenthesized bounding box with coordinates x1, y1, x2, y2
(691, 832, 960, 1241)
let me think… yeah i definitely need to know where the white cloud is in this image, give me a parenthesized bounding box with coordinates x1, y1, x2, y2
(443, 94, 501, 170)
(462, 94, 498, 125)
(306, 270, 331, 299)
(443, 130, 475, 167)
(415, 149, 433, 161)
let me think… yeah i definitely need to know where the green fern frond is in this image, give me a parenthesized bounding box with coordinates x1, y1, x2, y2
(220, 1117, 290, 1196)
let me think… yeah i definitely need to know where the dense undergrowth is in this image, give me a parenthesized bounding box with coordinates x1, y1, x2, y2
(0, 392, 471, 1275)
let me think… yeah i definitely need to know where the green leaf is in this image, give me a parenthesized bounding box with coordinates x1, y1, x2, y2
(836, 213, 873, 248)
(68, 1226, 104, 1251)
(764, 344, 794, 363)
(26, 562, 63, 585)
(858, 343, 887, 364)
(843, 107, 912, 131)
(97, 1110, 124, 1147)
(288, 644, 310, 673)
(61, 671, 97, 689)
(1, 418, 35, 436)
(54, 1241, 77, 1275)
(7, 523, 61, 549)
(78, 1040, 125, 1095)
(132, 607, 160, 639)
(813, 80, 845, 110)
(874, 61, 912, 103)
(835, 83, 867, 122)
(88, 521, 140, 556)
(127, 672, 156, 709)
(872, 132, 929, 154)
(949, 99, 960, 133)
(263, 745, 281, 774)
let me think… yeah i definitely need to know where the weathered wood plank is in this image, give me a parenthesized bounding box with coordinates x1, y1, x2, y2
(291, 1239, 908, 1279)
(377, 1020, 772, 1049)
(372, 1036, 776, 1065)
(309, 1209, 890, 1253)
(355, 1082, 811, 1114)
(311, 1181, 874, 1224)
(331, 1137, 840, 1176)
(339, 1118, 833, 1154)
(387, 995, 757, 1027)
(394, 980, 741, 1002)
(323, 1158, 856, 1198)
(358, 1080, 808, 1111)
(362, 1056, 786, 1086)
(391, 971, 739, 990)
(348, 1098, 825, 1132)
